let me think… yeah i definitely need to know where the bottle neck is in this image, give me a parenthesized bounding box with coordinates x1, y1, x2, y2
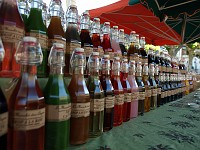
(21, 65, 37, 75)
(73, 67, 84, 75)
(50, 65, 64, 75)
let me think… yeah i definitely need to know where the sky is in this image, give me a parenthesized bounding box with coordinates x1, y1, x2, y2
(46, 0, 119, 15)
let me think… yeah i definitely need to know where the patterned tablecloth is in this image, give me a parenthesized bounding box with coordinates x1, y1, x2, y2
(70, 91, 200, 150)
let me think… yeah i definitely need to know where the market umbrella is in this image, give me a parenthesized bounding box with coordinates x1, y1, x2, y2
(89, 0, 181, 45)
(139, 0, 200, 44)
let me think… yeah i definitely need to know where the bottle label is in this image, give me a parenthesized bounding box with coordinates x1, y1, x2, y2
(84, 46, 93, 57)
(66, 42, 81, 54)
(142, 58, 148, 65)
(139, 92, 145, 100)
(90, 98, 105, 112)
(48, 38, 66, 50)
(71, 102, 90, 118)
(105, 95, 115, 108)
(124, 93, 132, 102)
(145, 89, 151, 97)
(164, 91, 168, 97)
(161, 66, 166, 72)
(46, 103, 71, 122)
(107, 51, 114, 60)
(132, 92, 139, 101)
(157, 88, 161, 94)
(152, 88, 157, 96)
(27, 31, 48, 49)
(161, 92, 165, 98)
(0, 25, 24, 44)
(168, 90, 171, 97)
(12, 108, 45, 131)
(0, 112, 8, 136)
(115, 94, 124, 105)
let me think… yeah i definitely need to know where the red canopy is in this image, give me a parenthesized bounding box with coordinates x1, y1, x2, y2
(89, 0, 181, 45)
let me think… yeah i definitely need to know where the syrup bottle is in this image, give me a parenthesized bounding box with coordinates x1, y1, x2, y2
(26, 0, 48, 77)
(149, 64, 157, 109)
(87, 52, 104, 137)
(118, 29, 126, 57)
(8, 36, 45, 150)
(44, 43, 71, 150)
(111, 57, 124, 126)
(68, 48, 90, 145)
(18, 0, 30, 27)
(111, 26, 121, 58)
(128, 60, 139, 118)
(0, 37, 7, 150)
(91, 18, 101, 48)
(139, 37, 148, 65)
(0, 0, 25, 77)
(100, 55, 114, 131)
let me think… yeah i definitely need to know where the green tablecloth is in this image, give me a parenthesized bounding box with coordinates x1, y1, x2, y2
(70, 92, 200, 150)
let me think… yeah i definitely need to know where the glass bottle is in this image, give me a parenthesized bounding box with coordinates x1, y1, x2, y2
(91, 18, 101, 48)
(65, 4, 81, 76)
(8, 36, 45, 150)
(120, 58, 131, 122)
(18, 0, 30, 27)
(139, 37, 148, 65)
(127, 60, 139, 118)
(0, 37, 7, 150)
(26, 0, 48, 78)
(87, 52, 104, 137)
(42, 3, 49, 28)
(127, 31, 138, 63)
(149, 64, 157, 109)
(68, 48, 90, 145)
(160, 72, 167, 104)
(0, 0, 25, 77)
(135, 62, 145, 115)
(111, 26, 121, 58)
(155, 64, 162, 106)
(111, 57, 124, 126)
(48, 0, 66, 75)
(100, 55, 114, 131)
(44, 43, 71, 150)
(118, 29, 126, 57)
(142, 63, 151, 112)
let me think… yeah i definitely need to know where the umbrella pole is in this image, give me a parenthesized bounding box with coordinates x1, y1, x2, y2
(181, 13, 187, 44)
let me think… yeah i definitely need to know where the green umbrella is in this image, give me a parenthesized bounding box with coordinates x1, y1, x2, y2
(130, 0, 200, 44)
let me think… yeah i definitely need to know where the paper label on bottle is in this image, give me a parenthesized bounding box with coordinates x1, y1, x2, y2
(132, 92, 139, 101)
(152, 89, 157, 96)
(84, 46, 93, 57)
(115, 94, 124, 105)
(46, 103, 71, 122)
(168, 90, 172, 97)
(157, 88, 161, 94)
(12, 108, 45, 131)
(107, 51, 114, 60)
(124, 93, 132, 102)
(90, 98, 105, 112)
(0, 112, 8, 136)
(27, 32, 48, 49)
(164, 91, 168, 97)
(139, 92, 145, 100)
(145, 89, 151, 97)
(0, 25, 24, 44)
(71, 102, 90, 118)
(142, 58, 148, 65)
(105, 96, 115, 108)
(48, 38, 66, 50)
(161, 66, 166, 72)
(66, 42, 81, 54)
(161, 92, 165, 98)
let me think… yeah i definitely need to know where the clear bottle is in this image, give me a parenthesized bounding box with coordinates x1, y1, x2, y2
(65, 4, 81, 76)
(127, 60, 139, 118)
(142, 63, 151, 112)
(44, 43, 71, 150)
(8, 36, 45, 150)
(26, 0, 48, 77)
(120, 58, 131, 122)
(87, 52, 104, 137)
(111, 26, 121, 58)
(111, 57, 124, 126)
(100, 55, 114, 131)
(149, 64, 157, 109)
(68, 48, 90, 145)
(18, 0, 30, 27)
(0, 0, 25, 77)
(118, 29, 126, 57)
(0, 37, 7, 150)
(135, 62, 145, 115)
(42, 3, 49, 28)
(91, 18, 101, 48)
(139, 37, 148, 65)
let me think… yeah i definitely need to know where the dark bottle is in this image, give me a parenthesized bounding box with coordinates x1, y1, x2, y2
(155, 52, 161, 68)
(18, 0, 30, 28)
(44, 43, 71, 150)
(142, 63, 151, 112)
(139, 37, 148, 65)
(155, 64, 162, 106)
(148, 49, 155, 65)
(65, 4, 81, 76)
(91, 18, 101, 48)
(87, 52, 104, 137)
(8, 36, 45, 150)
(100, 55, 114, 131)
(118, 29, 126, 57)
(135, 62, 145, 115)
(160, 52, 166, 73)
(68, 48, 90, 145)
(149, 64, 157, 109)
(0, 0, 25, 77)
(120, 58, 131, 122)
(26, 0, 48, 78)
(111, 57, 124, 126)
(160, 72, 168, 104)
(0, 37, 7, 150)
(165, 72, 171, 103)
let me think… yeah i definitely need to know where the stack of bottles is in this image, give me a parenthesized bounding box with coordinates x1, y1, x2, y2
(0, 0, 198, 150)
